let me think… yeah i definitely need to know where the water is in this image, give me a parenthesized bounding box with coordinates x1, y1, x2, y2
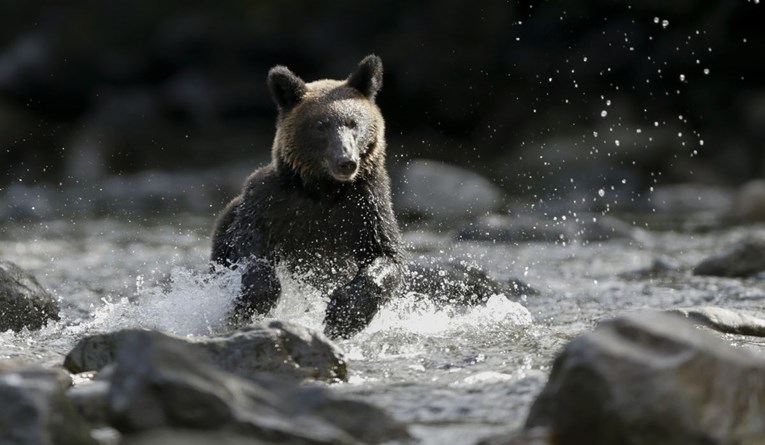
(1, 215, 765, 443)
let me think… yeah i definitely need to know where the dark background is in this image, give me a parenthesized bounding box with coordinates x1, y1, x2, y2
(0, 0, 763, 205)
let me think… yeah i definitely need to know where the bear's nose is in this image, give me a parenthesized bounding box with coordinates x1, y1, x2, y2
(337, 159, 358, 175)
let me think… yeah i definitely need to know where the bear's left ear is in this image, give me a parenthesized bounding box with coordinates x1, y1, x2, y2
(268, 65, 307, 112)
(347, 55, 383, 100)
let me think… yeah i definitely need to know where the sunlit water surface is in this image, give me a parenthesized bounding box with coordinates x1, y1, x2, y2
(1, 216, 764, 444)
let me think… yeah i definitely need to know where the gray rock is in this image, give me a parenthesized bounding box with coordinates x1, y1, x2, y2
(477, 427, 552, 445)
(693, 236, 765, 277)
(106, 330, 409, 444)
(0, 367, 96, 445)
(64, 320, 346, 382)
(393, 159, 504, 220)
(525, 312, 765, 445)
(732, 179, 765, 222)
(67, 380, 111, 427)
(405, 257, 536, 305)
(666, 306, 765, 337)
(122, 429, 264, 445)
(0, 259, 60, 332)
(457, 214, 640, 244)
(618, 256, 681, 280)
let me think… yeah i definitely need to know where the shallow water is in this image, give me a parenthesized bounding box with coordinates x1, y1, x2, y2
(1, 215, 765, 444)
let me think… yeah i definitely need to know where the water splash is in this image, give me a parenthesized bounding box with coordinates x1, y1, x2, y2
(72, 264, 242, 337)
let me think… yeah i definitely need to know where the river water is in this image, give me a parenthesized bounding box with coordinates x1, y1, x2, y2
(1, 213, 764, 444)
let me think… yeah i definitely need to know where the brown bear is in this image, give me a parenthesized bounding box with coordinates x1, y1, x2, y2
(211, 55, 404, 338)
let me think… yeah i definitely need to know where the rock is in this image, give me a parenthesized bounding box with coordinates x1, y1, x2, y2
(457, 214, 640, 244)
(0, 259, 60, 332)
(618, 256, 681, 280)
(457, 215, 568, 243)
(65, 321, 346, 382)
(122, 429, 263, 445)
(405, 257, 536, 305)
(732, 179, 765, 222)
(649, 183, 735, 214)
(477, 427, 552, 445)
(693, 236, 765, 277)
(666, 306, 765, 337)
(0, 367, 96, 445)
(106, 330, 409, 444)
(393, 159, 504, 220)
(67, 380, 111, 427)
(525, 312, 765, 445)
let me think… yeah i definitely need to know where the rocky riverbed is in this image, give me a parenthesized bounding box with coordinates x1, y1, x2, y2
(2, 172, 765, 444)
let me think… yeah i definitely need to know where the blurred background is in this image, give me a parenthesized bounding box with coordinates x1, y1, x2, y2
(0, 0, 763, 221)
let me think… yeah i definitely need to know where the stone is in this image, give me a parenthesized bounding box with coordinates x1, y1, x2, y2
(732, 179, 765, 222)
(618, 256, 681, 280)
(122, 429, 262, 445)
(106, 330, 409, 444)
(477, 427, 552, 445)
(64, 320, 346, 382)
(457, 214, 641, 244)
(693, 236, 765, 278)
(405, 257, 536, 305)
(393, 159, 504, 220)
(0, 259, 60, 332)
(525, 312, 765, 445)
(0, 367, 96, 445)
(666, 306, 765, 337)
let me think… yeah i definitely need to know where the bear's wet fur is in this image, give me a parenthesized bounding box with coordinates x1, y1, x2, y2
(211, 55, 403, 338)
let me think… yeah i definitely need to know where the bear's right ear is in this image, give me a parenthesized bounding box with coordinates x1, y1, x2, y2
(268, 66, 307, 112)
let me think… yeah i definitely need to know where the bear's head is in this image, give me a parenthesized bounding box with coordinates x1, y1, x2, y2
(267, 55, 386, 183)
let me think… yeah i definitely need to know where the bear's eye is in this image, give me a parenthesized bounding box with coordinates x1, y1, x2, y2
(346, 119, 357, 129)
(316, 121, 329, 132)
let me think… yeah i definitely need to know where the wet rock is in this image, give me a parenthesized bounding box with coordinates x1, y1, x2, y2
(122, 430, 262, 445)
(477, 427, 552, 445)
(393, 159, 504, 220)
(618, 256, 681, 280)
(732, 179, 765, 222)
(666, 306, 765, 337)
(0, 367, 96, 445)
(106, 330, 409, 444)
(0, 259, 60, 332)
(650, 183, 735, 214)
(457, 214, 640, 244)
(65, 321, 347, 382)
(525, 312, 765, 445)
(457, 215, 568, 243)
(67, 380, 111, 427)
(693, 236, 765, 278)
(405, 257, 536, 304)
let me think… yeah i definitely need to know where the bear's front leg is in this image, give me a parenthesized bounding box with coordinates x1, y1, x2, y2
(229, 258, 281, 326)
(324, 256, 403, 338)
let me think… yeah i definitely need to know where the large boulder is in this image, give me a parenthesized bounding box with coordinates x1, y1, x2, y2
(693, 236, 765, 278)
(64, 320, 347, 382)
(523, 312, 765, 445)
(0, 259, 59, 332)
(106, 330, 409, 444)
(393, 159, 504, 220)
(0, 367, 95, 445)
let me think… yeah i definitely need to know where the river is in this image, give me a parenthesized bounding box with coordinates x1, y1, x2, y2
(1, 214, 764, 444)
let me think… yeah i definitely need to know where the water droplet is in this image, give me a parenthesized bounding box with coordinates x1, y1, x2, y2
(662, 19, 669, 29)
(679, 74, 685, 81)
(598, 189, 605, 197)
(703, 68, 710, 75)
(600, 110, 608, 117)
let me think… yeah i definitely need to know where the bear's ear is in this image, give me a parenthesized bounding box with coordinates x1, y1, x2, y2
(347, 55, 383, 100)
(268, 65, 307, 112)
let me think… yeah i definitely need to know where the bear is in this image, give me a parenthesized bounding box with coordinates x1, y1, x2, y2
(211, 55, 404, 339)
